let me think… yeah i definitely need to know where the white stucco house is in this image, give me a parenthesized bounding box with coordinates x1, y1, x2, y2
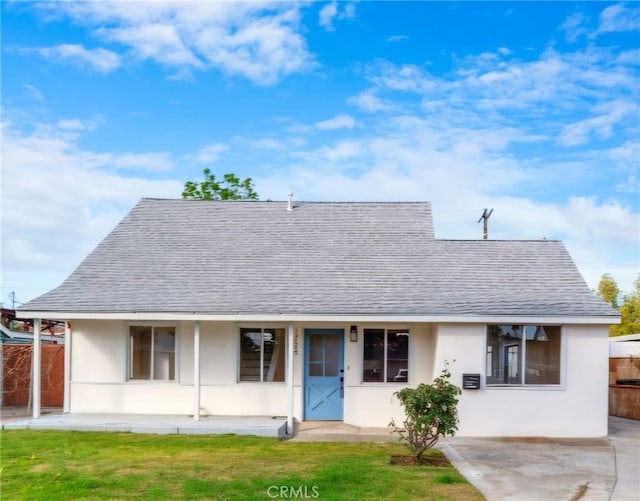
(18, 199, 619, 437)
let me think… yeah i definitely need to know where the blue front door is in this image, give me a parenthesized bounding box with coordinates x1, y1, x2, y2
(304, 329, 344, 420)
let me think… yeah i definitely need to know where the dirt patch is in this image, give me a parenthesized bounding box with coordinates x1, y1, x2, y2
(390, 454, 451, 467)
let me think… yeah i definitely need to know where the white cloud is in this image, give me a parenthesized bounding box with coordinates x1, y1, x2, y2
(558, 100, 638, 146)
(596, 3, 640, 35)
(193, 143, 229, 163)
(33, 44, 121, 73)
(369, 62, 439, 93)
(318, 140, 362, 162)
(357, 44, 639, 149)
(319, 1, 356, 32)
(112, 152, 174, 171)
(318, 2, 338, 31)
(315, 114, 356, 130)
(33, 2, 314, 85)
(343, 3, 356, 20)
(615, 49, 640, 65)
(1, 120, 183, 301)
(23, 84, 43, 101)
(56, 118, 98, 132)
(561, 12, 590, 42)
(98, 23, 203, 68)
(233, 137, 286, 150)
(347, 90, 392, 112)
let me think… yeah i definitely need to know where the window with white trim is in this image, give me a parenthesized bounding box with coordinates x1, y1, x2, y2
(363, 328, 409, 383)
(129, 326, 176, 380)
(486, 325, 561, 385)
(239, 328, 285, 382)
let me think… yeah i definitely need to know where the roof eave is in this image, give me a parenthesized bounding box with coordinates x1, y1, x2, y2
(16, 310, 620, 325)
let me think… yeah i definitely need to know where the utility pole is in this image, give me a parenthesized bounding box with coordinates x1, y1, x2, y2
(9, 291, 16, 309)
(477, 209, 494, 240)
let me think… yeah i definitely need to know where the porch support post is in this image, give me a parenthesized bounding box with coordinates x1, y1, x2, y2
(287, 323, 294, 434)
(193, 320, 201, 421)
(32, 318, 42, 419)
(63, 322, 72, 413)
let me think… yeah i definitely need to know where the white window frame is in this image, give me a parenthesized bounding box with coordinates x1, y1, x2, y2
(126, 323, 179, 382)
(484, 324, 564, 389)
(237, 325, 288, 384)
(362, 327, 411, 384)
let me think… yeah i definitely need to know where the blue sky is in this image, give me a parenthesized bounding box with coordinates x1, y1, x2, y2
(2, 1, 639, 306)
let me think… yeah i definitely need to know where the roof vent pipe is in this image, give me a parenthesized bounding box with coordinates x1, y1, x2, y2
(287, 191, 294, 211)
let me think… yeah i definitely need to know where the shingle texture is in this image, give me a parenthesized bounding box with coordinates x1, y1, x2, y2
(21, 199, 616, 317)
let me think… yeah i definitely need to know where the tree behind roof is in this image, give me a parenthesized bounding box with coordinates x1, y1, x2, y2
(610, 275, 640, 336)
(182, 168, 258, 200)
(598, 273, 640, 336)
(598, 273, 620, 309)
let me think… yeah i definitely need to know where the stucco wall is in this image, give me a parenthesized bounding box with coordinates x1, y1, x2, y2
(344, 323, 435, 427)
(69, 320, 297, 415)
(68, 319, 608, 436)
(433, 323, 609, 437)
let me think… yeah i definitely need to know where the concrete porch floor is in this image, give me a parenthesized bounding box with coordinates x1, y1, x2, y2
(1, 411, 288, 438)
(292, 420, 396, 442)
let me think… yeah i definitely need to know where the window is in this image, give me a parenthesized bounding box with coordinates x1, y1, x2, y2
(486, 325, 561, 386)
(308, 334, 339, 377)
(129, 326, 176, 380)
(363, 329, 409, 383)
(239, 328, 285, 382)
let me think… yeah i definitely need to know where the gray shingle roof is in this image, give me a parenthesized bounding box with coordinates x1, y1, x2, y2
(20, 198, 617, 317)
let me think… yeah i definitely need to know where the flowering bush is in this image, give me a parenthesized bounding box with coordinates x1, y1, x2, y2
(390, 365, 462, 459)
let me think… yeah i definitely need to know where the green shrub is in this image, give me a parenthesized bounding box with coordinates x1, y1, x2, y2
(390, 365, 462, 459)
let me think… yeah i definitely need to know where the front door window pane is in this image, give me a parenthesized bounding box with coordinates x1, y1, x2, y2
(309, 362, 323, 376)
(324, 335, 339, 377)
(309, 335, 323, 362)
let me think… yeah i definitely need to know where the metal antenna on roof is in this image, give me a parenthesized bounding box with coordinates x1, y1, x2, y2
(477, 208, 493, 240)
(287, 191, 294, 211)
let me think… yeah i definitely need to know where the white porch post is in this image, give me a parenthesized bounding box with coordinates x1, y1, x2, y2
(63, 322, 71, 413)
(287, 323, 294, 434)
(32, 318, 42, 419)
(193, 320, 201, 421)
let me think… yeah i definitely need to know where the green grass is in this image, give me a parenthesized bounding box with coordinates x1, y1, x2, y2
(0, 430, 484, 500)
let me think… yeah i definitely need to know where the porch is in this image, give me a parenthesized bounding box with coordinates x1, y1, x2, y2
(1, 412, 288, 438)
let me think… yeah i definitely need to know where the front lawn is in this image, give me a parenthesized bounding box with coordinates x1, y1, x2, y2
(1, 430, 483, 500)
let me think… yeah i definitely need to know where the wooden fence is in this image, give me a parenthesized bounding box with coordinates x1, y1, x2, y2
(2, 344, 64, 407)
(609, 356, 640, 420)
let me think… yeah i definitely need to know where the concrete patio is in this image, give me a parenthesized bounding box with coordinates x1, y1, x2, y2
(1, 411, 288, 438)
